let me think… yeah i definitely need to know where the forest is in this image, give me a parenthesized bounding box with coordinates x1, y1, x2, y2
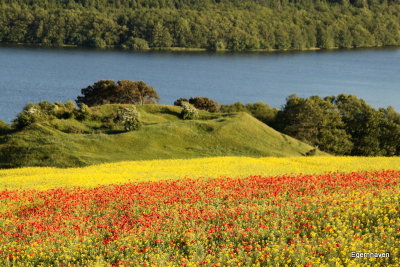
(1, 0, 400, 51)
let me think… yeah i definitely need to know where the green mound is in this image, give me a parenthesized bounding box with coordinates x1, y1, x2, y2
(0, 105, 325, 168)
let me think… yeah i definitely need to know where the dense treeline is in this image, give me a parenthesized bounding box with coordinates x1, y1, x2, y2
(3, 0, 400, 10)
(1, 1, 400, 50)
(221, 94, 400, 156)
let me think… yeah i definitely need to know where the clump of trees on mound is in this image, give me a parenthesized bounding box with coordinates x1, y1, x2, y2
(1, 1, 400, 51)
(220, 94, 400, 156)
(1, 79, 399, 156)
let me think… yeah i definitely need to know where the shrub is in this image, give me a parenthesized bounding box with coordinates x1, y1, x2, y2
(12, 102, 50, 130)
(64, 101, 76, 115)
(305, 148, 318, 156)
(189, 97, 219, 112)
(220, 102, 247, 113)
(75, 104, 91, 121)
(117, 106, 142, 131)
(180, 102, 199, 120)
(38, 101, 56, 116)
(0, 120, 11, 135)
(54, 101, 77, 119)
(101, 114, 118, 130)
(12, 101, 80, 130)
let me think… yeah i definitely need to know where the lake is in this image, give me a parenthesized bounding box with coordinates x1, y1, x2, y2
(1, 46, 399, 122)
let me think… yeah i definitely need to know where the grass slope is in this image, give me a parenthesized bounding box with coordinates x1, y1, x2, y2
(0, 105, 324, 168)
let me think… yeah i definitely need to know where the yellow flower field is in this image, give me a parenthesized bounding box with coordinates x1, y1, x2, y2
(0, 156, 399, 190)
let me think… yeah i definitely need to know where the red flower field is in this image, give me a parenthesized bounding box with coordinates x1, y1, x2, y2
(0, 170, 399, 265)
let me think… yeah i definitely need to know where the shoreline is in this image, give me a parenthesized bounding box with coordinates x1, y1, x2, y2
(0, 42, 398, 53)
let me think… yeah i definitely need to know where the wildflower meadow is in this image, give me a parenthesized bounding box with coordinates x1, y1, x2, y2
(0, 157, 399, 266)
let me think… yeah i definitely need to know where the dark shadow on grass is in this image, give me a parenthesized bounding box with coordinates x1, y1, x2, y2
(104, 130, 126, 135)
(159, 107, 181, 117)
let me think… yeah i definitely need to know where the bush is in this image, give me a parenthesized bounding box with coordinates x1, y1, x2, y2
(75, 104, 91, 121)
(117, 106, 142, 131)
(220, 102, 278, 125)
(101, 114, 118, 130)
(180, 102, 199, 120)
(12, 102, 51, 130)
(12, 101, 80, 130)
(54, 101, 77, 119)
(305, 148, 318, 156)
(220, 102, 247, 113)
(189, 97, 219, 112)
(0, 120, 11, 135)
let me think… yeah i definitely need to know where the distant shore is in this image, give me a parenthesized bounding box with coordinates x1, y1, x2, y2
(1, 42, 397, 53)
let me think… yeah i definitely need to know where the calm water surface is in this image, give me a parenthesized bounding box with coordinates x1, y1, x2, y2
(1, 46, 399, 122)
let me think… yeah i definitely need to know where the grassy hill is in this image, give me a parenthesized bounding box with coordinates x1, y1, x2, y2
(0, 104, 325, 168)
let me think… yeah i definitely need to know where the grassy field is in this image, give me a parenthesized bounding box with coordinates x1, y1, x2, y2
(0, 105, 324, 168)
(1, 156, 399, 190)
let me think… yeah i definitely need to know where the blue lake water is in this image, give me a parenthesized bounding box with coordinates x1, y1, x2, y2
(1, 46, 399, 122)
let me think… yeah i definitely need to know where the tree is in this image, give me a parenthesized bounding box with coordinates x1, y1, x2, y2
(117, 80, 160, 105)
(275, 94, 352, 155)
(151, 22, 173, 48)
(76, 80, 159, 107)
(76, 80, 118, 106)
(174, 98, 188, 106)
(189, 97, 219, 112)
(332, 94, 388, 155)
(245, 102, 278, 125)
(122, 37, 149, 50)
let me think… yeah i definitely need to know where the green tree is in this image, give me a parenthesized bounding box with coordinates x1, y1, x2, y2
(275, 95, 352, 155)
(245, 102, 278, 125)
(174, 18, 192, 47)
(76, 80, 159, 107)
(151, 22, 173, 48)
(351, 24, 373, 48)
(189, 97, 219, 112)
(332, 94, 383, 155)
(274, 24, 291, 49)
(316, 25, 334, 49)
(117, 80, 160, 105)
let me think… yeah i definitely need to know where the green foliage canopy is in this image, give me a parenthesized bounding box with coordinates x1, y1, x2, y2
(1, 0, 400, 51)
(76, 80, 160, 107)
